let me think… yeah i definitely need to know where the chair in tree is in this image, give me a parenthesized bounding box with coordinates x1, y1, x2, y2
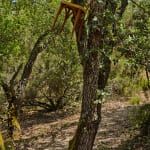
(51, 1, 87, 42)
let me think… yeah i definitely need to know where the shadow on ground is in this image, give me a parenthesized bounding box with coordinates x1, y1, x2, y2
(116, 134, 150, 150)
(17, 109, 79, 150)
(97, 134, 150, 150)
(20, 108, 78, 128)
(4, 97, 150, 150)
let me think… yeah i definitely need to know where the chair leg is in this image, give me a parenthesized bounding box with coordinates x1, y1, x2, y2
(77, 17, 84, 42)
(51, 4, 64, 30)
(71, 10, 81, 37)
(60, 8, 72, 32)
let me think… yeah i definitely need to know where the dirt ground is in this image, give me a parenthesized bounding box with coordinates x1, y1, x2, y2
(1, 91, 150, 150)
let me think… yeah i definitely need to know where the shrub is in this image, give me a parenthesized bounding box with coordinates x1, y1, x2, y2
(129, 96, 140, 105)
(131, 104, 150, 136)
(140, 79, 150, 91)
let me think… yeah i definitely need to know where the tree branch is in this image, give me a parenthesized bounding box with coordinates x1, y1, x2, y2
(24, 99, 56, 111)
(10, 63, 23, 87)
(20, 29, 53, 84)
(16, 29, 55, 100)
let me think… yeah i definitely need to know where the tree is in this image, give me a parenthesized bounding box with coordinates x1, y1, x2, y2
(68, 0, 116, 149)
(117, 0, 150, 88)
(67, 0, 132, 149)
(24, 36, 81, 111)
(0, 0, 80, 139)
(0, 0, 56, 138)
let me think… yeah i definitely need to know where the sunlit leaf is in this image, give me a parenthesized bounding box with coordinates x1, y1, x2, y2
(0, 132, 5, 150)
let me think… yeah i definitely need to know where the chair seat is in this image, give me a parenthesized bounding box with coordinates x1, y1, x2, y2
(61, 2, 86, 13)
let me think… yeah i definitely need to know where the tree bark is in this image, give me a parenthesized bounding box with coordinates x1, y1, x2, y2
(68, 1, 108, 149)
(15, 29, 53, 116)
(1, 81, 17, 138)
(69, 53, 101, 150)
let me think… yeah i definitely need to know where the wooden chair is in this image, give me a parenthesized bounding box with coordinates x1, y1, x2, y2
(51, 1, 86, 42)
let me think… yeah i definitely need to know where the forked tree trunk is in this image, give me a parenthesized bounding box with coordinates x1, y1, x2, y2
(68, 1, 106, 149)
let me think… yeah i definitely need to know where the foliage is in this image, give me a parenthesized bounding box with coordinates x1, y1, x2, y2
(0, 0, 77, 141)
(129, 96, 140, 105)
(130, 104, 150, 136)
(109, 57, 142, 97)
(116, 0, 150, 88)
(0, 0, 58, 81)
(0, 0, 78, 110)
(140, 79, 150, 91)
(24, 36, 82, 110)
(107, 0, 150, 98)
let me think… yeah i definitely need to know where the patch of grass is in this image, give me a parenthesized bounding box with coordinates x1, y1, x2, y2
(140, 79, 150, 91)
(97, 145, 111, 150)
(130, 104, 150, 136)
(129, 96, 140, 105)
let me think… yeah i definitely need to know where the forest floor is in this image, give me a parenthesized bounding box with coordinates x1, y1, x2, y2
(1, 90, 150, 150)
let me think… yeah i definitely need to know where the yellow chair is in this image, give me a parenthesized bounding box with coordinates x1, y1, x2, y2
(51, 1, 86, 42)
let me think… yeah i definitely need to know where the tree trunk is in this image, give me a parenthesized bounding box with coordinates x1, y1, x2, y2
(68, 0, 113, 149)
(69, 52, 101, 150)
(68, 1, 108, 149)
(15, 29, 53, 116)
(1, 81, 17, 138)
